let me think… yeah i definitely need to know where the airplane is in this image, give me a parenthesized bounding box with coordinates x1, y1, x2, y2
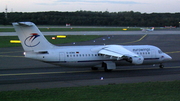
(141, 27, 154, 32)
(12, 22, 172, 72)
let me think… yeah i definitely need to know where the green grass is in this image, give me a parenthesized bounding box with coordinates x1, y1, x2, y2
(0, 35, 102, 48)
(0, 28, 15, 32)
(40, 27, 140, 32)
(0, 36, 21, 47)
(0, 27, 140, 32)
(0, 81, 180, 101)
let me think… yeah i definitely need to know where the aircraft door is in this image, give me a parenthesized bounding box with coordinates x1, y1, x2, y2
(151, 49, 156, 58)
(59, 52, 65, 61)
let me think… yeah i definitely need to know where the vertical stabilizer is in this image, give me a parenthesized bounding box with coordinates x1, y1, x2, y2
(151, 27, 154, 31)
(12, 22, 54, 51)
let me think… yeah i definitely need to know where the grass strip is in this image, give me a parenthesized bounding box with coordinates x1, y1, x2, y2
(0, 81, 180, 101)
(40, 28, 140, 32)
(0, 28, 15, 32)
(0, 27, 140, 32)
(0, 35, 102, 48)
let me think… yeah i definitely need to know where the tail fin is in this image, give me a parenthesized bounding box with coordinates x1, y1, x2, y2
(151, 27, 154, 31)
(12, 22, 54, 51)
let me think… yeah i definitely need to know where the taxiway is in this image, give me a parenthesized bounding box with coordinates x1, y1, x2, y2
(0, 32, 180, 91)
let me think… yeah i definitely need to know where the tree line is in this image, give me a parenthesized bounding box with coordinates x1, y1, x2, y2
(1, 11, 180, 27)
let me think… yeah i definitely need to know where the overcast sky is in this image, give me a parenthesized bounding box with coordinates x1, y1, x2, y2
(0, 0, 180, 13)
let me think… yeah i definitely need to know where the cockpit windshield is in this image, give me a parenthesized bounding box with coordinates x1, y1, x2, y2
(158, 50, 163, 54)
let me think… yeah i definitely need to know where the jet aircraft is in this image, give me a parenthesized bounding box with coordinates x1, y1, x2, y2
(141, 27, 154, 32)
(12, 22, 172, 72)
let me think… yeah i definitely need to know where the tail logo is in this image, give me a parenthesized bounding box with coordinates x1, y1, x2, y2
(24, 33, 40, 47)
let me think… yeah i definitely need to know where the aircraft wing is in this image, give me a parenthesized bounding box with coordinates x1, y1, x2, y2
(98, 45, 138, 59)
(98, 45, 144, 64)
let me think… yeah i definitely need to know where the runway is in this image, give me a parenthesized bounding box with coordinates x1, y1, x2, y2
(0, 32, 180, 91)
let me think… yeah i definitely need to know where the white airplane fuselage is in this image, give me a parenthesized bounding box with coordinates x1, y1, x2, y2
(25, 45, 171, 67)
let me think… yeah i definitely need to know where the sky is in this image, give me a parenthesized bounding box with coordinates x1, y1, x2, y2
(0, 0, 180, 13)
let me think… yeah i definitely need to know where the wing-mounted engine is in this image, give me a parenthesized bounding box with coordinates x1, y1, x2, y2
(98, 45, 144, 65)
(123, 55, 144, 65)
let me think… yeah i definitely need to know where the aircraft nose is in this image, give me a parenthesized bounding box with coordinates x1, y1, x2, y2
(163, 54, 172, 61)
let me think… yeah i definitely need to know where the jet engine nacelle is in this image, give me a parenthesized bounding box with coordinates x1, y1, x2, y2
(131, 56, 144, 65)
(124, 55, 144, 65)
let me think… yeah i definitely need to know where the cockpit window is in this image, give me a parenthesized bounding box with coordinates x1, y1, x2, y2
(158, 50, 163, 54)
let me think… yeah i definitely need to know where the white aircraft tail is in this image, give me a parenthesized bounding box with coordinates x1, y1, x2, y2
(12, 22, 54, 51)
(151, 27, 154, 31)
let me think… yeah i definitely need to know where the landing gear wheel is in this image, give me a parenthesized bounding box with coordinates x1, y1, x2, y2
(159, 64, 164, 68)
(91, 67, 98, 70)
(102, 62, 112, 72)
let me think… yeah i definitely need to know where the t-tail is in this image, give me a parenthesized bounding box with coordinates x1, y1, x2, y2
(12, 22, 54, 52)
(151, 27, 154, 31)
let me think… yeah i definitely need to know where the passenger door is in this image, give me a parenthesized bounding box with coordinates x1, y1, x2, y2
(59, 52, 65, 61)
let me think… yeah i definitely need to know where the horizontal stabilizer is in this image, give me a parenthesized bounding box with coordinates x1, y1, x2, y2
(13, 22, 33, 26)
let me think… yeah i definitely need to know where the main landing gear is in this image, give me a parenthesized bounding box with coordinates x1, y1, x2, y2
(102, 62, 112, 72)
(91, 67, 98, 70)
(91, 63, 113, 72)
(159, 63, 164, 68)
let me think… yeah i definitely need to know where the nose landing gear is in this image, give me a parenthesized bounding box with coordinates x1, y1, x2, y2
(159, 63, 164, 68)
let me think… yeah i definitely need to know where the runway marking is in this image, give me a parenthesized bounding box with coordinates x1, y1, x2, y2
(0, 55, 23, 57)
(117, 34, 147, 44)
(0, 66, 179, 77)
(0, 51, 23, 57)
(165, 51, 180, 54)
(115, 66, 180, 71)
(0, 70, 92, 77)
(0, 51, 22, 54)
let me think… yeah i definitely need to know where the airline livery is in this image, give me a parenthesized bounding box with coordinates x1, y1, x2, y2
(12, 22, 172, 72)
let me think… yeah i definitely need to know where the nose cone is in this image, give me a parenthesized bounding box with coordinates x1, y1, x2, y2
(163, 54, 172, 61)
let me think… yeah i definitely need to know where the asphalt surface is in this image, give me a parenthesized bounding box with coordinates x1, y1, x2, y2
(0, 32, 180, 91)
(1, 30, 180, 36)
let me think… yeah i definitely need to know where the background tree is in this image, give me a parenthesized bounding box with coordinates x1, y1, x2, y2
(0, 11, 180, 27)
